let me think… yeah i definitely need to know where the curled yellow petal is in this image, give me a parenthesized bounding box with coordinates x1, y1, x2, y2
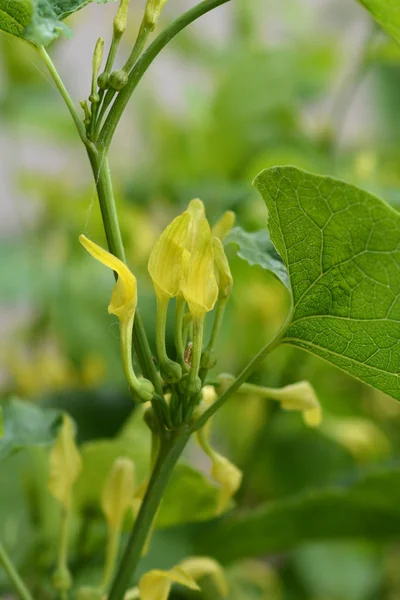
(180, 557, 228, 597)
(213, 238, 233, 298)
(212, 210, 236, 241)
(79, 235, 137, 324)
(271, 381, 322, 427)
(148, 212, 191, 299)
(49, 414, 82, 510)
(180, 220, 218, 317)
(196, 386, 242, 515)
(139, 566, 199, 600)
(101, 457, 136, 531)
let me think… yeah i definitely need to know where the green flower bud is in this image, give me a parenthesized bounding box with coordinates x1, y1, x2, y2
(201, 348, 217, 370)
(52, 565, 72, 592)
(109, 69, 128, 91)
(97, 72, 109, 90)
(160, 359, 182, 384)
(75, 587, 103, 600)
(114, 0, 130, 35)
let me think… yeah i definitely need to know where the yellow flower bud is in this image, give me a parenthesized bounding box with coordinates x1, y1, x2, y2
(114, 0, 130, 35)
(180, 219, 218, 317)
(213, 238, 233, 299)
(144, 0, 168, 28)
(79, 235, 137, 326)
(212, 210, 236, 241)
(148, 212, 191, 300)
(49, 415, 82, 510)
(101, 457, 135, 531)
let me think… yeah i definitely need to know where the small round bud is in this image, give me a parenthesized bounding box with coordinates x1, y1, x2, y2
(109, 70, 128, 91)
(178, 373, 202, 397)
(89, 93, 100, 104)
(160, 360, 182, 384)
(136, 378, 155, 403)
(52, 566, 72, 592)
(201, 348, 217, 371)
(97, 72, 109, 90)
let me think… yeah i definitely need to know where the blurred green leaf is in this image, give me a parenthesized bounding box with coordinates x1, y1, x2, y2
(225, 227, 290, 290)
(158, 464, 221, 529)
(196, 467, 400, 562)
(255, 166, 400, 400)
(0, 0, 116, 45)
(0, 398, 62, 463)
(358, 0, 400, 46)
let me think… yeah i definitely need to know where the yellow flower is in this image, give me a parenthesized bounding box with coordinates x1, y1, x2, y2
(211, 210, 236, 241)
(148, 212, 191, 300)
(180, 219, 218, 317)
(125, 556, 227, 600)
(80, 235, 154, 402)
(49, 415, 82, 510)
(79, 235, 137, 325)
(213, 238, 233, 299)
(196, 386, 243, 514)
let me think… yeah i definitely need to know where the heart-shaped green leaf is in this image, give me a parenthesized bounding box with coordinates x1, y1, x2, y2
(357, 0, 400, 46)
(0, 0, 116, 46)
(254, 166, 400, 400)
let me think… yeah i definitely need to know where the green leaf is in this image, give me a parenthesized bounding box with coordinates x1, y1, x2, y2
(157, 463, 221, 528)
(357, 0, 400, 46)
(0, 0, 116, 45)
(195, 468, 400, 562)
(254, 166, 400, 401)
(0, 398, 63, 463)
(224, 226, 290, 290)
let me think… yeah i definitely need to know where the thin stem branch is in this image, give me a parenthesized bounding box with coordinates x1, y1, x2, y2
(191, 315, 293, 432)
(38, 46, 87, 145)
(0, 538, 34, 600)
(108, 430, 190, 600)
(99, 0, 232, 150)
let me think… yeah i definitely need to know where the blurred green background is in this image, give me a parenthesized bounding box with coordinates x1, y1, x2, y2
(2, 0, 400, 598)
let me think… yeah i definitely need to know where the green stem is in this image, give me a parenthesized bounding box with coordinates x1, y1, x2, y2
(38, 46, 87, 145)
(174, 297, 187, 368)
(86, 147, 162, 397)
(102, 527, 120, 592)
(192, 315, 293, 432)
(199, 297, 228, 381)
(0, 538, 34, 600)
(122, 22, 152, 74)
(99, 0, 232, 150)
(108, 430, 190, 600)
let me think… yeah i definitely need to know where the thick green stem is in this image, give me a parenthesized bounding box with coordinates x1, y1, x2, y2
(174, 297, 188, 369)
(0, 538, 34, 600)
(99, 0, 232, 150)
(86, 147, 162, 397)
(108, 430, 190, 600)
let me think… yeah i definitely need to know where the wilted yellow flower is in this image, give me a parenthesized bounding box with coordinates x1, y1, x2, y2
(196, 386, 243, 514)
(79, 235, 137, 325)
(271, 381, 322, 427)
(125, 556, 227, 600)
(213, 238, 233, 299)
(102, 457, 135, 531)
(211, 210, 236, 241)
(49, 415, 82, 510)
